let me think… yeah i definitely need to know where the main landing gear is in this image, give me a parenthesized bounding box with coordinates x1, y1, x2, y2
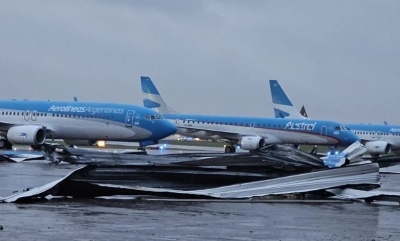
(0, 139, 13, 150)
(224, 145, 236, 153)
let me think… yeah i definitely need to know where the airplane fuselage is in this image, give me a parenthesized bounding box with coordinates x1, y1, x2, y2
(348, 124, 400, 152)
(164, 114, 359, 146)
(0, 100, 177, 145)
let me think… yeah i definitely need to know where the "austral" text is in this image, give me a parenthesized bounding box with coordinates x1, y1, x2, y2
(284, 122, 317, 131)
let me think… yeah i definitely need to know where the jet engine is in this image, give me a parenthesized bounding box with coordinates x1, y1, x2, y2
(64, 139, 99, 146)
(7, 125, 46, 145)
(365, 141, 391, 154)
(240, 136, 265, 150)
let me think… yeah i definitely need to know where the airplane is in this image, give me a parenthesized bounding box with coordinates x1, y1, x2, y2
(140, 76, 360, 155)
(269, 79, 400, 157)
(0, 100, 177, 150)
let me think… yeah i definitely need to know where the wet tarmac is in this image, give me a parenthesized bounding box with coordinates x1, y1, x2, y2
(1, 149, 400, 241)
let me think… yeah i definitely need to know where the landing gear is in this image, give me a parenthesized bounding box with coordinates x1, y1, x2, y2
(224, 145, 236, 153)
(309, 145, 318, 155)
(371, 153, 380, 158)
(0, 139, 13, 150)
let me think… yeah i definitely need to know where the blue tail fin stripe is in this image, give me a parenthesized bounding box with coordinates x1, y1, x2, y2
(274, 108, 290, 118)
(143, 99, 161, 108)
(269, 80, 293, 106)
(141, 76, 160, 95)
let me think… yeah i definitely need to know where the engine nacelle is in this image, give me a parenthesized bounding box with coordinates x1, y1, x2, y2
(7, 125, 46, 145)
(64, 139, 99, 146)
(365, 141, 391, 154)
(240, 136, 265, 150)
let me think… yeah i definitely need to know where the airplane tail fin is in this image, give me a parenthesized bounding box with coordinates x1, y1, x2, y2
(141, 76, 169, 115)
(300, 105, 308, 118)
(269, 80, 307, 119)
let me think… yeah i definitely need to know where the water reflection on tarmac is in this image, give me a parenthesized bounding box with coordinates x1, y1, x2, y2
(1, 199, 400, 241)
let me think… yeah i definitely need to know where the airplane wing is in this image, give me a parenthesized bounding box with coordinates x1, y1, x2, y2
(0, 121, 15, 131)
(0, 121, 56, 135)
(177, 125, 280, 143)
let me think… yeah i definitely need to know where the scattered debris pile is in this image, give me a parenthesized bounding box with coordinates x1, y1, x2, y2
(2, 145, 395, 203)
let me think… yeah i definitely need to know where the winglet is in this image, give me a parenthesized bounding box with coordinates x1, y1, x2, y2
(269, 80, 307, 119)
(140, 76, 169, 114)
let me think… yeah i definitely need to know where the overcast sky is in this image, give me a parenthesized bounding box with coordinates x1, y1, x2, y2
(1, 1, 399, 124)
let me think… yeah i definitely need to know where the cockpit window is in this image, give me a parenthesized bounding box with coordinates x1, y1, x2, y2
(335, 126, 350, 131)
(145, 114, 163, 120)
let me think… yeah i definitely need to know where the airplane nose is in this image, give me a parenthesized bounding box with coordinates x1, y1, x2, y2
(160, 120, 177, 139)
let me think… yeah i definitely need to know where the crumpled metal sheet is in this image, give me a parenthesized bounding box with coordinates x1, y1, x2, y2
(1, 166, 87, 203)
(92, 163, 379, 199)
(1, 163, 380, 202)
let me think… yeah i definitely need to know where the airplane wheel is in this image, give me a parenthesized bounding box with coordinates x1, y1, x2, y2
(224, 146, 236, 153)
(0, 139, 12, 150)
(371, 153, 380, 158)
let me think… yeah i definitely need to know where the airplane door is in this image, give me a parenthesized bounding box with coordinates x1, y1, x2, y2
(24, 111, 30, 121)
(321, 126, 327, 136)
(134, 112, 141, 126)
(125, 110, 135, 127)
(31, 111, 37, 121)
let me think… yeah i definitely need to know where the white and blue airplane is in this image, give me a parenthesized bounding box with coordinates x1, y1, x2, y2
(141, 76, 360, 154)
(269, 79, 400, 156)
(0, 100, 177, 150)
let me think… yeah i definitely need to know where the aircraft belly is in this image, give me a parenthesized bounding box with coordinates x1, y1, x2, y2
(291, 133, 334, 145)
(46, 119, 145, 141)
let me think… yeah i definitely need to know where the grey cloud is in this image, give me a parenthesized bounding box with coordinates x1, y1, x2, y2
(0, 0, 399, 124)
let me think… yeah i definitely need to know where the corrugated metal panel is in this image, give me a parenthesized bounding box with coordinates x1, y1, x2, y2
(94, 163, 380, 199)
